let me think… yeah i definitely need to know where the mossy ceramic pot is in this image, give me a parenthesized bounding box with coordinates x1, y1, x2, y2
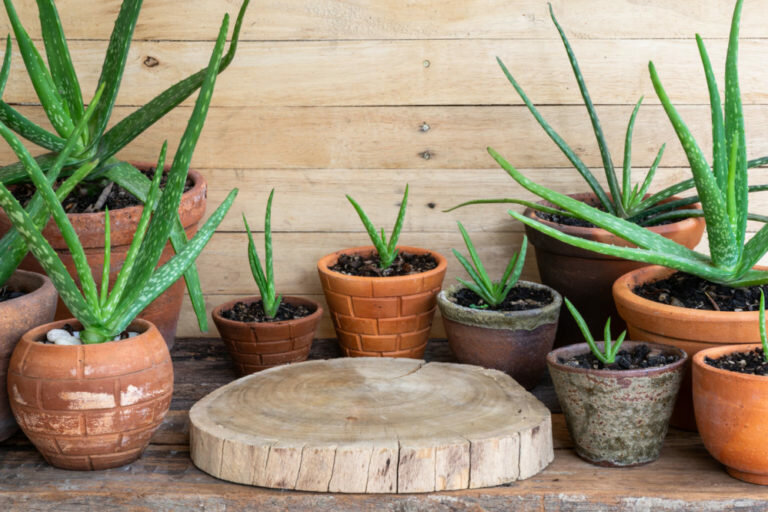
(437, 282, 561, 390)
(547, 341, 687, 467)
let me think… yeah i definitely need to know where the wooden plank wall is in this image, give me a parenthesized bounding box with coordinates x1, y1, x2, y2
(1, 1, 767, 338)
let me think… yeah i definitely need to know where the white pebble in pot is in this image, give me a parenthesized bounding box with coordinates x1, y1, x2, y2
(46, 329, 82, 345)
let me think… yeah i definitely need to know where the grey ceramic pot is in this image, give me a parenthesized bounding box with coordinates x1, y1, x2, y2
(547, 341, 687, 467)
(437, 282, 561, 389)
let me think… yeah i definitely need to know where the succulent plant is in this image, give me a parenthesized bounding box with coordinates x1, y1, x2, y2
(243, 189, 282, 319)
(347, 185, 409, 269)
(565, 298, 626, 365)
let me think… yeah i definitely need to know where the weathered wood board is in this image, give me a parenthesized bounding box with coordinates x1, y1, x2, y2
(189, 358, 553, 492)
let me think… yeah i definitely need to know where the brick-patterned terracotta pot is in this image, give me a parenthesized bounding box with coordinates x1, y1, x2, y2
(0, 165, 207, 348)
(613, 265, 766, 432)
(693, 344, 768, 485)
(7, 318, 173, 470)
(0, 270, 58, 442)
(317, 246, 447, 358)
(437, 282, 561, 389)
(524, 193, 705, 347)
(547, 341, 686, 467)
(211, 296, 323, 376)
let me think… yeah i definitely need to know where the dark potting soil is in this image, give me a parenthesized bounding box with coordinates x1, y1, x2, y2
(534, 205, 677, 228)
(452, 285, 553, 312)
(12, 167, 193, 214)
(221, 300, 312, 323)
(329, 251, 438, 277)
(705, 348, 768, 376)
(0, 286, 25, 304)
(559, 344, 680, 371)
(634, 272, 768, 312)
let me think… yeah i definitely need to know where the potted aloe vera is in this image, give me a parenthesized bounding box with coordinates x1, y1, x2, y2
(437, 224, 561, 389)
(693, 292, 768, 484)
(481, 0, 768, 430)
(4, 18, 236, 470)
(447, 5, 709, 344)
(547, 300, 686, 467)
(0, 0, 251, 346)
(213, 190, 323, 376)
(317, 186, 447, 358)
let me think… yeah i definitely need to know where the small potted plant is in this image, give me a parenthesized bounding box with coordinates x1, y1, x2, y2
(212, 190, 323, 376)
(692, 291, 768, 485)
(547, 300, 686, 467)
(0, 0, 251, 346)
(317, 185, 447, 358)
(3, 21, 236, 470)
(436, 224, 560, 389)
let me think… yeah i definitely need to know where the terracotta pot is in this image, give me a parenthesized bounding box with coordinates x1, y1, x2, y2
(437, 282, 561, 389)
(7, 318, 173, 470)
(613, 265, 764, 431)
(523, 193, 705, 347)
(212, 296, 323, 376)
(0, 270, 58, 441)
(317, 246, 447, 358)
(693, 344, 768, 485)
(0, 165, 208, 348)
(547, 341, 686, 467)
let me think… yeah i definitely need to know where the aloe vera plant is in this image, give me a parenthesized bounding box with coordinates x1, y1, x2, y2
(565, 298, 626, 365)
(0, 13, 237, 343)
(453, 222, 527, 308)
(483, 0, 768, 287)
(347, 185, 409, 269)
(243, 189, 281, 319)
(0, 0, 250, 331)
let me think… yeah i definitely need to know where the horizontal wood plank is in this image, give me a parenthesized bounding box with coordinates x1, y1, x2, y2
(0, 0, 766, 41)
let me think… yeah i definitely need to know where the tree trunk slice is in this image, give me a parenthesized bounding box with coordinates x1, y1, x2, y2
(189, 358, 553, 493)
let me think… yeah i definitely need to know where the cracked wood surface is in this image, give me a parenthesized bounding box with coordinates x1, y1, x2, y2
(189, 358, 553, 492)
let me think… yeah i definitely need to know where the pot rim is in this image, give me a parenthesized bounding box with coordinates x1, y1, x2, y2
(211, 295, 324, 328)
(613, 264, 768, 321)
(522, 192, 703, 239)
(20, 317, 156, 347)
(0, 269, 56, 310)
(437, 281, 562, 320)
(317, 245, 447, 282)
(693, 343, 768, 383)
(547, 340, 688, 378)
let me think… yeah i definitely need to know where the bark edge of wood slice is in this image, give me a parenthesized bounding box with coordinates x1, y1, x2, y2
(189, 357, 553, 493)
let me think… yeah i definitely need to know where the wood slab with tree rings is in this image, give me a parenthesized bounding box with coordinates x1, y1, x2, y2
(189, 358, 553, 493)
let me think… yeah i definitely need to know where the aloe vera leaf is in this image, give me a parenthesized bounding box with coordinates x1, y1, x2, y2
(110, 189, 238, 334)
(649, 62, 737, 268)
(244, 215, 269, 298)
(736, 221, 768, 278)
(0, 104, 66, 153)
(621, 97, 643, 209)
(548, 4, 622, 216)
(347, 194, 390, 267)
(452, 249, 493, 299)
(629, 144, 666, 214)
(3, 0, 74, 138)
(264, 189, 276, 304)
(97, 0, 250, 161)
(750, 156, 768, 168)
(501, 235, 527, 288)
(564, 297, 609, 364)
(444, 197, 571, 218)
(0, 36, 11, 94)
(696, 35, 727, 191)
(36, 0, 85, 126)
(456, 277, 493, 304)
(100, 208, 111, 305)
(457, 221, 494, 292)
(387, 184, 409, 256)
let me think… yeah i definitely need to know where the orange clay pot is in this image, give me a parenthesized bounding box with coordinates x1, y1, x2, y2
(0, 165, 207, 348)
(212, 296, 323, 376)
(613, 265, 765, 431)
(7, 318, 173, 470)
(693, 344, 768, 485)
(0, 270, 58, 441)
(317, 246, 447, 358)
(524, 193, 705, 347)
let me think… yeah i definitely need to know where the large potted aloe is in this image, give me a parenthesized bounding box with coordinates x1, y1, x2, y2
(479, 0, 768, 430)
(3, 16, 236, 470)
(0, 0, 250, 346)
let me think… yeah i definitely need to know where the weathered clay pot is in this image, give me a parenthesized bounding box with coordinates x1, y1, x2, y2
(613, 265, 764, 431)
(693, 344, 768, 485)
(547, 341, 686, 467)
(437, 282, 561, 389)
(0, 165, 207, 348)
(7, 318, 173, 470)
(524, 193, 705, 347)
(317, 246, 447, 358)
(0, 270, 58, 441)
(212, 296, 323, 376)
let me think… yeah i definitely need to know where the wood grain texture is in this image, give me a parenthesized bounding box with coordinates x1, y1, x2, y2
(189, 358, 553, 492)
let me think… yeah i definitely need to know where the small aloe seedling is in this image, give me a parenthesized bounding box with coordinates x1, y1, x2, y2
(565, 298, 626, 364)
(347, 185, 409, 269)
(453, 222, 527, 308)
(243, 189, 281, 319)
(760, 291, 768, 362)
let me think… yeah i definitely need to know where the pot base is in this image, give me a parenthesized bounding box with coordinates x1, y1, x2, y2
(726, 467, 768, 486)
(575, 450, 654, 468)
